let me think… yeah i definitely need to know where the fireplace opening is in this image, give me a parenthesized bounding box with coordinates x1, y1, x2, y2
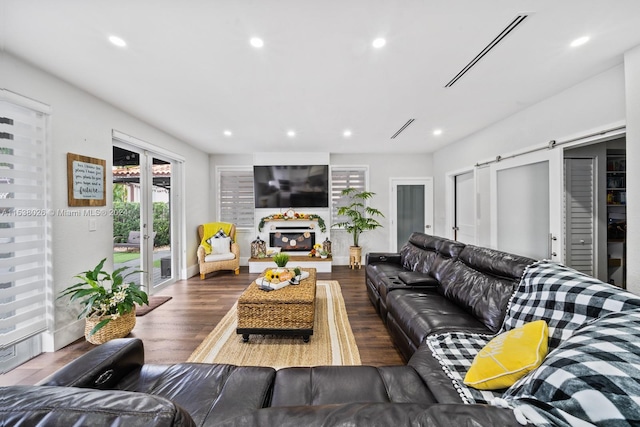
(269, 230, 315, 252)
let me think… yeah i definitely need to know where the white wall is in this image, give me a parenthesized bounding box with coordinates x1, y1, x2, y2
(625, 45, 640, 294)
(2, 53, 211, 350)
(433, 64, 627, 248)
(209, 152, 433, 264)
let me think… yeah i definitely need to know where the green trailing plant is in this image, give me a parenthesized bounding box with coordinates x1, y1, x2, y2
(273, 252, 290, 268)
(58, 258, 148, 337)
(332, 187, 384, 247)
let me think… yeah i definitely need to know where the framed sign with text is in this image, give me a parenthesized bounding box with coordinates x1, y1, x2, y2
(67, 153, 106, 206)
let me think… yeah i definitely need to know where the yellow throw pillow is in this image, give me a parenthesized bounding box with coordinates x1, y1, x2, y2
(464, 320, 548, 390)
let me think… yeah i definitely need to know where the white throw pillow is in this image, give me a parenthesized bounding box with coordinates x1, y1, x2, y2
(210, 236, 231, 254)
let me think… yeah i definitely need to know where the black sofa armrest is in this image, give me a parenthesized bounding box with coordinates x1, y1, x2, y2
(397, 271, 439, 287)
(1, 385, 196, 427)
(37, 338, 144, 389)
(366, 252, 401, 265)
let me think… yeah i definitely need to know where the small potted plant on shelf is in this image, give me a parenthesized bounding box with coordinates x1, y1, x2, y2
(272, 252, 290, 270)
(319, 250, 330, 259)
(58, 258, 148, 345)
(332, 187, 384, 268)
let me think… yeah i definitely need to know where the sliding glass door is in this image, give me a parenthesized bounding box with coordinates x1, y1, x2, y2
(112, 143, 177, 293)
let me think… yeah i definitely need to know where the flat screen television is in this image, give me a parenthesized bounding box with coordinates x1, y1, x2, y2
(253, 165, 329, 208)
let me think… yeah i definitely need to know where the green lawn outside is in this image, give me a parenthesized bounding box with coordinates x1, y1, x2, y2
(113, 253, 140, 264)
(113, 252, 161, 269)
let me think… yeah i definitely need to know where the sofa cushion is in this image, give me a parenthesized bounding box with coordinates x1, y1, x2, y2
(400, 234, 465, 276)
(502, 309, 640, 427)
(386, 289, 491, 348)
(117, 363, 275, 426)
(204, 252, 236, 262)
(270, 366, 435, 406)
(464, 320, 548, 390)
(438, 245, 535, 333)
(500, 260, 640, 351)
(425, 332, 500, 405)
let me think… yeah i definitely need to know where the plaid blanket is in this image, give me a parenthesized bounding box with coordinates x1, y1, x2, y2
(426, 260, 640, 406)
(503, 309, 640, 426)
(426, 332, 500, 405)
(500, 260, 640, 350)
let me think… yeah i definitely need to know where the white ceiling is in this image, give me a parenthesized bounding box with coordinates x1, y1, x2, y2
(4, 0, 640, 154)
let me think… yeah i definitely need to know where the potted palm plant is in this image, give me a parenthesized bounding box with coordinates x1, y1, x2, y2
(59, 258, 148, 344)
(332, 187, 384, 268)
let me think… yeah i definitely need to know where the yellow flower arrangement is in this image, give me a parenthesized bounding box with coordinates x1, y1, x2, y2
(262, 268, 294, 284)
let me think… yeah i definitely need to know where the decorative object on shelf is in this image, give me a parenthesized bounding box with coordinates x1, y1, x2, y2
(58, 258, 148, 344)
(322, 237, 332, 255)
(309, 243, 323, 257)
(258, 211, 326, 232)
(319, 250, 329, 259)
(251, 235, 266, 258)
(273, 252, 290, 268)
(332, 187, 384, 269)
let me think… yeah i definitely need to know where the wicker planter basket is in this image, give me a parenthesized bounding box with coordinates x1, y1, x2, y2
(84, 309, 136, 345)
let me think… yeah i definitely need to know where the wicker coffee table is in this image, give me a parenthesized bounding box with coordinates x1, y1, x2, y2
(237, 268, 317, 342)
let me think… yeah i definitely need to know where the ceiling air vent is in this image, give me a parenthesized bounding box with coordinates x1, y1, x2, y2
(444, 14, 529, 88)
(390, 119, 415, 139)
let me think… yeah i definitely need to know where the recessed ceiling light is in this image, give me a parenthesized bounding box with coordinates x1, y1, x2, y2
(250, 37, 264, 48)
(433, 129, 443, 136)
(372, 38, 386, 48)
(343, 130, 352, 138)
(223, 130, 232, 137)
(570, 36, 590, 47)
(108, 35, 127, 47)
(287, 130, 296, 137)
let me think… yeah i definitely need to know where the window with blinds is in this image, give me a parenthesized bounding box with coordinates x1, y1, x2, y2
(331, 167, 367, 224)
(0, 96, 49, 361)
(218, 168, 255, 227)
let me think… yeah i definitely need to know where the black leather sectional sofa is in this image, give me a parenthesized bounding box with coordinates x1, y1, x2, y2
(2, 233, 536, 426)
(366, 232, 535, 360)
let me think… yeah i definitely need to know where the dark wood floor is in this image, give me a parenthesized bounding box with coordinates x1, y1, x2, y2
(2, 266, 404, 386)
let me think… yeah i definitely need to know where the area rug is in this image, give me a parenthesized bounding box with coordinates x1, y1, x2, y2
(187, 281, 361, 368)
(136, 296, 172, 316)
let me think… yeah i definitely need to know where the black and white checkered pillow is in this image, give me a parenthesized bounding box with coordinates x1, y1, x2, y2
(502, 309, 640, 427)
(213, 228, 228, 239)
(500, 260, 640, 350)
(426, 332, 501, 405)
(206, 228, 230, 246)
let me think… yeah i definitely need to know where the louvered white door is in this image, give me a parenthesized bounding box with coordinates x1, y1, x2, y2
(564, 158, 595, 277)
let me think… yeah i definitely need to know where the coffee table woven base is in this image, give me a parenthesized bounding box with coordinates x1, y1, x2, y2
(237, 268, 317, 342)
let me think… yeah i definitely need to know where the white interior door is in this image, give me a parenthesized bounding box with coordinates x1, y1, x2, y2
(454, 171, 476, 244)
(490, 149, 563, 261)
(390, 178, 433, 251)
